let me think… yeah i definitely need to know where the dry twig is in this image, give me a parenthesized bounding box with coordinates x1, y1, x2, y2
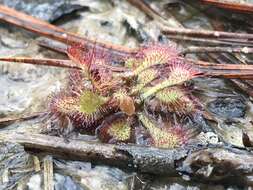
(38, 38, 67, 54)
(183, 46, 253, 54)
(0, 57, 79, 69)
(0, 132, 253, 185)
(162, 27, 253, 40)
(127, 0, 183, 28)
(200, 0, 253, 13)
(0, 5, 135, 58)
(43, 156, 54, 190)
(0, 112, 44, 126)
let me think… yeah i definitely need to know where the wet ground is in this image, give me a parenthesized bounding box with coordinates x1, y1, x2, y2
(0, 0, 253, 189)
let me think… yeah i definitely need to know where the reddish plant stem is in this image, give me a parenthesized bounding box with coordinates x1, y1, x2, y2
(191, 61, 253, 70)
(185, 58, 253, 79)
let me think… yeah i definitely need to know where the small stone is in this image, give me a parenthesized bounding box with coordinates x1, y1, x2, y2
(54, 173, 84, 190)
(197, 132, 220, 145)
(207, 97, 246, 119)
(0, 0, 84, 22)
(27, 174, 42, 190)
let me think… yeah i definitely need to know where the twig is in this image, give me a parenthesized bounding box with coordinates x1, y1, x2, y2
(1, 132, 253, 185)
(205, 72, 253, 79)
(186, 57, 253, 69)
(200, 0, 253, 13)
(43, 156, 54, 190)
(184, 58, 253, 79)
(200, 51, 253, 97)
(128, 0, 253, 46)
(0, 57, 130, 72)
(0, 57, 79, 69)
(0, 112, 44, 126)
(183, 46, 253, 54)
(165, 35, 253, 47)
(162, 27, 253, 40)
(231, 79, 253, 97)
(38, 38, 67, 54)
(0, 5, 136, 58)
(127, 0, 183, 28)
(1, 56, 253, 79)
(0, 5, 252, 80)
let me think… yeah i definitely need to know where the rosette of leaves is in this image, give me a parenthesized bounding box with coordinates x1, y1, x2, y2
(48, 42, 202, 148)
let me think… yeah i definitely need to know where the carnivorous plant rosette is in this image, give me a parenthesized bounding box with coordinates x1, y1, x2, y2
(47, 42, 203, 148)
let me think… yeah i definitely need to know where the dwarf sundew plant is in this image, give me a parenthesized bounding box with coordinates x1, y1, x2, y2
(47, 42, 203, 148)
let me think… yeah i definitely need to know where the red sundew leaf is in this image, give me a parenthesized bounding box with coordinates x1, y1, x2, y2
(141, 61, 203, 99)
(97, 112, 135, 143)
(138, 113, 188, 148)
(48, 88, 118, 132)
(68, 64, 121, 97)
(49, 91, 78, 115)
(132, 68, 159, 94)
(67, 43, 126, 96)
(147, 86, 200, 116)
(136, 42, 180, 63)
(90, 66, 123, 96)
(131, 42, 181, 74)
(67, 43, 107, 70)
(68, 70, 89, 96)
(67, 42, 124, 69)
(158, 60, 202, 81)
(67, 43, 93, 70)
